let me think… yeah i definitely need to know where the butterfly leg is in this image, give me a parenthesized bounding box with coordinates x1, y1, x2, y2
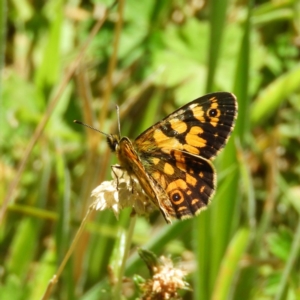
(111, 164, 136, 194)
(111, 165, 124, 189)
(130, 177, 135, 194)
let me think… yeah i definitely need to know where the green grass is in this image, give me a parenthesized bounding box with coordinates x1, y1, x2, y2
(1, 1, 300, 299)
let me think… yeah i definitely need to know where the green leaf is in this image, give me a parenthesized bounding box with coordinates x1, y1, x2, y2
(251, 64, 300, 125)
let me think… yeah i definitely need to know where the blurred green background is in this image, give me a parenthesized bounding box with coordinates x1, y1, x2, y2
(1, 0, 300, 299)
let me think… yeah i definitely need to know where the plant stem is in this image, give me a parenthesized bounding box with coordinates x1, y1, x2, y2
(114, 214, 137, 299)
(41, 207, 93, 300)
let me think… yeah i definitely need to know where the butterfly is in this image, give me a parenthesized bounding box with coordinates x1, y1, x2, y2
(76, 92, 238, 223)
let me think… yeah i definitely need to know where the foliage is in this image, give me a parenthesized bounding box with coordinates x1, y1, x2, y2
(1, 0, 300, 299)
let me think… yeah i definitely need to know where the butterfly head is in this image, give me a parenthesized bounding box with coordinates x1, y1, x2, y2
(106, 134, 120, 152)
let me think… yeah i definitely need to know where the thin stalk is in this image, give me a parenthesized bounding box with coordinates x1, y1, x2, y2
(41, 207, 93, 300)
(274, 216, 300, 300)
(113, 214, 137, 299)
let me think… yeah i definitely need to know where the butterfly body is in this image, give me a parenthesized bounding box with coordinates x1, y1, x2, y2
(108, 92, 238, 223)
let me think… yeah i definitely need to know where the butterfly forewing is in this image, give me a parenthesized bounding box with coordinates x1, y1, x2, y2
(134, 92, 237, 160)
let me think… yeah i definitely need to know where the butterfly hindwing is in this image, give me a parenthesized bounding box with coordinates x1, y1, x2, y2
(148, 150, 216, 219)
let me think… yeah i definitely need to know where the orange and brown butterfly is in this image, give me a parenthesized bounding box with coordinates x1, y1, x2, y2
(75, 92, 238, 223)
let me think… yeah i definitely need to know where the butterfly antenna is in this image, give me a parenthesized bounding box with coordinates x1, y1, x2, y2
(116, 105, 121, 138)
(73, 120, 110, 137)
